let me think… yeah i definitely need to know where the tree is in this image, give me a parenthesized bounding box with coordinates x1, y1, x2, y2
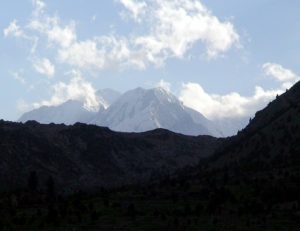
(46, 176, 55, 203)
(127, 203, 137, 220)
(28, 171, 38, 192)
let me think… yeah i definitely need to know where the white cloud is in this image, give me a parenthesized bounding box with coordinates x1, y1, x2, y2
(28, 16, 77, 48)
(33, 58, 55, 77)
(47, 23, 77, 48)
(4, 19, 39, 54)
(263, 63, 298, 82)
(58, 40, 105, 69)
(57, 36, 140, 70)
(3, 20, 24, 38)
(133, 0, 240, 63)
(33, 71, 100, 112)
(27, 15, 74, 46)
(11, 71, 26, 85)
(263, 62, 300, 89)
(32, 0, 46, 16)
(26, 7, 143, 71)
(14, 0, 240, 73)
(180, 64, 300, 120)
(119, 0, 147, 21)
(179, 82, 283, 120)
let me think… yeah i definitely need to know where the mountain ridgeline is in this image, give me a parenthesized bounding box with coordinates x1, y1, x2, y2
(0, 82, 300, 230)
(19, 87, 224, 137)
(0, 121, 220, 192)
(2, 81, 300, 192)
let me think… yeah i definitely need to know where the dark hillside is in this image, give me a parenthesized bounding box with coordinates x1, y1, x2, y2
(0, 121, 220, 192)
(1, 82, 300, 230)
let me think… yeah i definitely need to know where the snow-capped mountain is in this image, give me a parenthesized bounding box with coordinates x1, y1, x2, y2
(19, 100, 92, 125)
(19, 100, 98, 125)
(96, 89, 121, 108)
(19, 87, 222, 136)
(19, 89, 121, 125)
(91, 87, 221, 136)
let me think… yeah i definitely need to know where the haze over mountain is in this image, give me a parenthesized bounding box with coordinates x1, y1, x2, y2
(20, 87, 223, 137)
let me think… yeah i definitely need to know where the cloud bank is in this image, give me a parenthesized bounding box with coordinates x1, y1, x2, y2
(180, 83, 282, 120)
(180, 63, 299, 120)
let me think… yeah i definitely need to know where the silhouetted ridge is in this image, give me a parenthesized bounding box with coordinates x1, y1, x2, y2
(206, 81, 300, 169)
(0, 120, 220, 192)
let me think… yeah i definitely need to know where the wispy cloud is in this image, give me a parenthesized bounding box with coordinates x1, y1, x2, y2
(32, 71, 100, 112)
(4, 20, 25, 38)
(11, 70, 26, 85)
(32, 0, 46, 16)
(262, 63, 300, 89)
(32, 58, 55, 77)
(119, 0, 147, 22)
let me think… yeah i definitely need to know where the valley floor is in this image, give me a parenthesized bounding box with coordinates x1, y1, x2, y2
(1, 164, 299, 231)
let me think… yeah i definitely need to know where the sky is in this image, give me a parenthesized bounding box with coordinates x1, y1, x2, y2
(1, 0, 300, 121)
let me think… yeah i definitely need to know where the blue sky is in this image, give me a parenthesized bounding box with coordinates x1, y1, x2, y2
(1, 0, 300, 121)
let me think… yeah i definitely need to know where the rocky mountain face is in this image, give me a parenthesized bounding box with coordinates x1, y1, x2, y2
(0, 120, 221, 192)
(19, 87, 222, 137)
(92, 87, 221, 136)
